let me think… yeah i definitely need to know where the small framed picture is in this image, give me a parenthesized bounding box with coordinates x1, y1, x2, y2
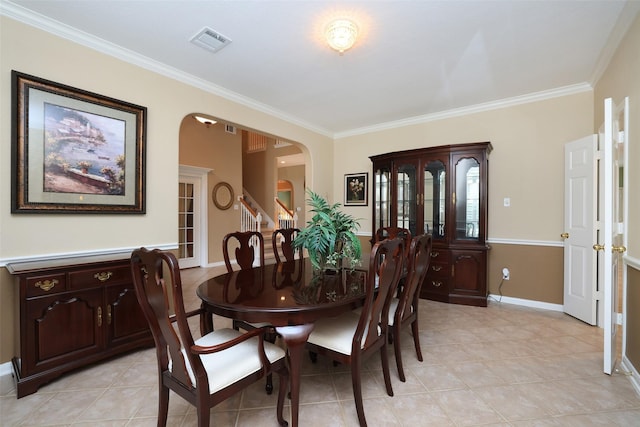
(11, 71, 146, 213)
(344, 173, 368, 206)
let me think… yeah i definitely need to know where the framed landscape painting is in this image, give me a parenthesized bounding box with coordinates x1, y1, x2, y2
(344, 172, 368, 206)
(11, 71, 146, 213)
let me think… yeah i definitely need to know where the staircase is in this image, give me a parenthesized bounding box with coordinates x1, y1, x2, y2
(261, 227, 276, 261)
(240, 191, 297, 263)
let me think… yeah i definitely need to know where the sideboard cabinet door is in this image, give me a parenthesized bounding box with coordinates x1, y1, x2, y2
(23, 289, 104, 376)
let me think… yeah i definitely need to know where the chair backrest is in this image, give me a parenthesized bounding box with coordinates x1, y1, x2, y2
(354, 237, 405, 351)
(376, 227, 412, 261)
(272, 228, 301, 264)
(395, 234, 433, 323)
(223, 231, 265, 273)
(130, 248, 203, 390)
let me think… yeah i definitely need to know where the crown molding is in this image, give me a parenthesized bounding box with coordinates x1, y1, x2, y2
(334, 83, 593, 139)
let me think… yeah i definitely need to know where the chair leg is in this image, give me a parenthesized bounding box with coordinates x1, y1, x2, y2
(411, 320, 423, 362)
(380, 344, 394, 397)
(351, 362, 367, 427)
(264, 330, 277, 394)
(196, 403, 210, 427)
(393, 324, 406, 382)
(158, 383, 169, 427)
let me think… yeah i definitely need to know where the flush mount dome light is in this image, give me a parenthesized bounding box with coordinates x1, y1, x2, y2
(194, 115, 217, 127)
(325, 18, 358, 54)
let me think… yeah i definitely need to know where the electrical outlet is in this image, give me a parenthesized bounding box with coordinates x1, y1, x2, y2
(502, 267, 510, 280)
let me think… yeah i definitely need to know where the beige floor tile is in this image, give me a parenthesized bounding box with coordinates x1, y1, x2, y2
(433, 388, 506, 426)
(477, 384, 551, 421)
(387, 393, 454, 426)
(411, 364, 467, 391)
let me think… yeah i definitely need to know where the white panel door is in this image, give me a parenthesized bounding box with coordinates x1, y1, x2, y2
(563, 136, 597, 324)
(600, 97, 627, 375)
(178, 165, 211, 269)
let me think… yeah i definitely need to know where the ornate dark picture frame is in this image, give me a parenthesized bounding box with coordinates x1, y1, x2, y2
(344, 172, 368, 206)
(11, 71, 146, 213)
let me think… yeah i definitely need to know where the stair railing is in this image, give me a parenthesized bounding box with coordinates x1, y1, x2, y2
(275, 197, 298, 230)
(239, 196, 262, 264)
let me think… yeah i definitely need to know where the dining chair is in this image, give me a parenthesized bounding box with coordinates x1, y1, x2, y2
(222, 230, 265, 273)
(272, 227, 301, 264)
(305, 237, 405, 427)
(375, 226, 412, 271)
(130, 248, 288, 427)
(388, 233, 433, 382)
(222, 230, 277, 394)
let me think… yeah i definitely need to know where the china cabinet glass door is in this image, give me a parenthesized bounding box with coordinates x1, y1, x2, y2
(373, 164, 391, 231)
(395, 161, 418, 235)
(424, 160, 446, 240)
(454, 156, 481, 241)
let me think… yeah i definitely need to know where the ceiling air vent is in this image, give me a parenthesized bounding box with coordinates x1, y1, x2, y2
(225, 124, 236, 134)
(190, 27, 232, 53)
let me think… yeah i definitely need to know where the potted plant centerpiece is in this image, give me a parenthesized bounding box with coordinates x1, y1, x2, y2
(293, 189, 362, 273)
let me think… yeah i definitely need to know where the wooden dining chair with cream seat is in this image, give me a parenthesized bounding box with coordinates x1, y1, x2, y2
(222, 230, 277, 394)
(305, 237, 405, 427)
(387, 233, 433, 382)
(375, 226, 412, 278)
(272, 227, 301, 264)
(130, 248, 288, 427)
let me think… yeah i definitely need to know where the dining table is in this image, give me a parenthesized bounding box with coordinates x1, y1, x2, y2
(196, 258, 368, 427)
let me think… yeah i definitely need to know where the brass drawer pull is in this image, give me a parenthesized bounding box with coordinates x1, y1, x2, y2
(431, 265, 442, 272)
(35, 279, 58, 292)
(94, 271, 113, 282)
(107, 304, 112, 325)
(430, 252, 439, 258)
(98, 306, 102, 327)
(432, 280, 442, 287)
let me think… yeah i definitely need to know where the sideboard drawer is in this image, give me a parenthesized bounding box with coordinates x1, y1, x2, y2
(25, 274, 67, 298)
(69, 265, 130, 290)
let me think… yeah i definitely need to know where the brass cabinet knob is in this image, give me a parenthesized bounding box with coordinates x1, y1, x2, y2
(593, 244, 605, 251)
(561, 232, 569, 239)
(612, 245, 627, 253)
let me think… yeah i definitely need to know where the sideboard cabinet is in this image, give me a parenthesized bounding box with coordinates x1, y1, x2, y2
(370, 142, 492, 306)
(8, 256, 153, 398)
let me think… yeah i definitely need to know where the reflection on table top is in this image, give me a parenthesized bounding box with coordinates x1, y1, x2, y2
(196, 259, 368, 325)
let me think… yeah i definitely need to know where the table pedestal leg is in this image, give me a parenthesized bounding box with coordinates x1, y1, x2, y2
(275, 324, 314, 427)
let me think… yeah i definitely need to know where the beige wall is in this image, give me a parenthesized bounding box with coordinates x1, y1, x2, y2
(179, 118, 244, 263)
(333, 93, 594, 240)
(0, 17, 332, 364)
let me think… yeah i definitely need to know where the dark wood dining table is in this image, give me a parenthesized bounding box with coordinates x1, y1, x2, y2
(196, 258, 368, 427)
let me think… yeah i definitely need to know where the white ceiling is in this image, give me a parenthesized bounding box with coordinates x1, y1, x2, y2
(3, 1, 637, 137)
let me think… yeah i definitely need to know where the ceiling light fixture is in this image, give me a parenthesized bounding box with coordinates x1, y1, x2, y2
(194, 115, 216, 128)
(325, 18, 358, 54)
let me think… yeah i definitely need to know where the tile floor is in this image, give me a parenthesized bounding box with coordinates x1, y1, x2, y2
(2, 264, 640, 426)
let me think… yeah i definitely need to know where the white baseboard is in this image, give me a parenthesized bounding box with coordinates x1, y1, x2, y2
(621, 356, 640, 396)
(0, 361, 12, 378)
(488, 294, 564, 312)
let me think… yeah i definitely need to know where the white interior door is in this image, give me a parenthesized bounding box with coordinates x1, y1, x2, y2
(563, 136, 598, 325)
(600, 97, 627, 375)
(178, 165, 211, 269)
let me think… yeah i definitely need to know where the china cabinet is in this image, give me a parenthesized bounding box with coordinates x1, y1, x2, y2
(370, 142, 492, 306)
(8, 256, 153, 398)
